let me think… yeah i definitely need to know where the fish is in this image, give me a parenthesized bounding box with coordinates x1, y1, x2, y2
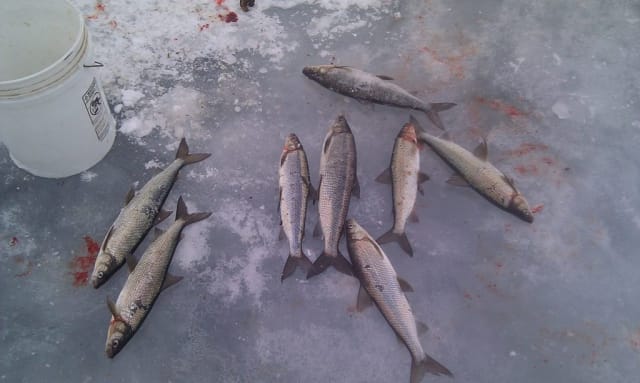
(307, 115, 358, 278)
(375, 119, 429, 257)
(413, 116, 534, 222)
(91, 138, 210, 288)
(278, 133, 315, 281)
(346, 219, 453, 382)
(105, 197, 211, 358)
(302, 65, 456, 131)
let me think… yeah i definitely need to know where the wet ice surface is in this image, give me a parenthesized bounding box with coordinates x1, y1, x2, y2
(1, 0, 640, 382)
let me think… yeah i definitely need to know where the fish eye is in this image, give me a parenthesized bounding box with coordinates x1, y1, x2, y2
(98, 271, 104, 279)
(112, 339, 119, 348)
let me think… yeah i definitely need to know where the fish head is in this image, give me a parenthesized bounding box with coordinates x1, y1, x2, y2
(283, 133, 302, 153)
(91, 251, 114, 288)
(302, 65, 332, 81)
(105, 317, 132, 358)
(509, 194, 534, 223)
(399, 122, 419, 145)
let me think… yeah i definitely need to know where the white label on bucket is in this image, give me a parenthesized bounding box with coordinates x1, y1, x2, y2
(82, 78, 110, 141)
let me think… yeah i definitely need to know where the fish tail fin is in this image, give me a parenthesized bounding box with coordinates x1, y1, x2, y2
(410, 354, 454, 383)
(176, 196, 212, 225)
(377, 229, 413, 257)
(307, 251, 353, 279)
(281, 251, 313, 282)
(176, 137, 211, 166)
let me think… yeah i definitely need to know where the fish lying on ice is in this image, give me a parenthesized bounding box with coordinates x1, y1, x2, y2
(278, 133, 315, 281)
(302, 65, 455, 130)
(414, 116, 534, 223)
(105, 197, 211, 358)
(376, 118, 429, 257)
(307, 115, 359, 278)
(91, 138, 210, 288)
(346, 219, 453, 382)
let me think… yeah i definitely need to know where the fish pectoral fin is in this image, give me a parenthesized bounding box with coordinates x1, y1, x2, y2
(356, 285, 374, 312)
(154, 209, 172, 225)
(106, 296, 121, 319)
(352, 175, 361, 199)
(446, 173, 470, 187)
(375, 168, 392, 184)
(416, 320, 429, 335)
(397, 276, 414, 292)
(161, 273, 183, 292)
(376, 74, 394, 81)
(277, 187, 282, 215)
(473, 138, 489, 161)
(101, 225, 115, 251)
(124, 187, 136, 205)
(418, 172, 430, 184)
(502, 174, 517, 188)
(125, 254, 138, 273)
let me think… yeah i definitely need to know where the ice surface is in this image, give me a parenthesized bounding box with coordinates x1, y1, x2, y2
(1, 0, 640, 382)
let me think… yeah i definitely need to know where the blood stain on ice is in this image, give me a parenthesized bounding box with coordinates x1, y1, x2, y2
(69, 236, 100, 287)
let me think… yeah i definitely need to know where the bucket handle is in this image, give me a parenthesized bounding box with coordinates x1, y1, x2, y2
(83, 61, 104, 68)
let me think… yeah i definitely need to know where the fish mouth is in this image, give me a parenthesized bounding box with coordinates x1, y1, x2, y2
(301, 66, 314, 78)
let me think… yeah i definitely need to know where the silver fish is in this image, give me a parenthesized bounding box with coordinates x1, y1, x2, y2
(414, 116, 534, 222)
(91, 138, 210, 288)
(307, 115, 359, 278)
(278, 133, 315, 281)
(375, 119, 429, 257)
(105, 197, 211, 358)
(346, 219, 453, 382)
(302, 65, 455, 130)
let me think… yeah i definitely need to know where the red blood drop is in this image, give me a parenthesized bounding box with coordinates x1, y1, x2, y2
(9, 237, 18, 247)
(215, 0, 225, 5)
(225, 12, 238, 23)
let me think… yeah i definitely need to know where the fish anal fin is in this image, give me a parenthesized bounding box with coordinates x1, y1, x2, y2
(375, 168, 393, 184)
(357, 284, 374, 311)
(473, 138, 489, 161)
(154, 209, 172, 225)
(416, 320, 429, 335)
(446, 173, 469, 187)
(397, 276, 414, 292)
(125, 254, 137, 273)
(161, 273, 183, 292)
(376, 74, 394, 81)
(124, 187, 136, 205)
(409, 209, 420, 223)
(352, 175, 361, 199)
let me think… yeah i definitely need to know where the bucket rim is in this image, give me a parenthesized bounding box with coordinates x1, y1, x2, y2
(0, 0, 87, 91)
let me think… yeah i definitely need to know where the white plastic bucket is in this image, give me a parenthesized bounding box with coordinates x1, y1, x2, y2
(0, 0, 116, 178)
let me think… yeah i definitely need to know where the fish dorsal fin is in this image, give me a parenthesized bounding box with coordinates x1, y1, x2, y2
(161, 273, 183, 292)
(376, 74, 394, 81)
(101, 225, 115, 251)
(446, 173, 470, 187)
(397, 276, 414, 292)
(375, 168, 392, 184)
(356, 284, 374, 312)
(106, 296, 120, 319)
(473, 138, 489, 161)
(124, 187, 136, 205)
(418, 172, 429, 184)
(125, 254, 137, 272)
